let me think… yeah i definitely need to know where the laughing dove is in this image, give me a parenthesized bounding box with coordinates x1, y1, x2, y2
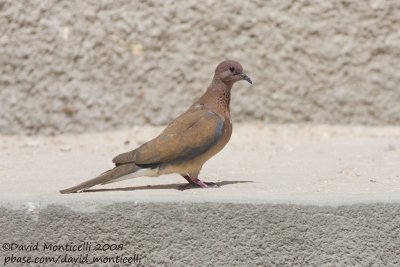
(60, 60, 252, 193)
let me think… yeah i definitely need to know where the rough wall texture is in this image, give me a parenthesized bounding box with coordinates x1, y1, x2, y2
(1, 0, 400, 134)
(2, 203, 400, 266)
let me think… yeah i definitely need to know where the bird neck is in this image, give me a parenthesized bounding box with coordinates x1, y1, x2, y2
(199, 79, 232, 116)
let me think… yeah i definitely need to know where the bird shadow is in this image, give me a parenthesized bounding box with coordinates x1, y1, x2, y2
(81, 180, 253, 193)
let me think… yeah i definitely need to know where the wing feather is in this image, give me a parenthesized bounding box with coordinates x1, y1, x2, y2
(112, 109, 224, 166)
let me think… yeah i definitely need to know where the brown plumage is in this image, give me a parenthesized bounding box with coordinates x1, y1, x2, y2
(60, 60, 252, 194)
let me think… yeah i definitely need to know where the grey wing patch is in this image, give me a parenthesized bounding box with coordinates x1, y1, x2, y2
(172, 112, 225, 163)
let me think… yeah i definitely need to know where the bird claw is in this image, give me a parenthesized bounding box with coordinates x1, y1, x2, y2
(178, 181, 219, 191)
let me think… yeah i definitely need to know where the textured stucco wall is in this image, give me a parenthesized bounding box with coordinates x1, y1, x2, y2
(1, 0, 400, 134)
(1, 203, 400, 266)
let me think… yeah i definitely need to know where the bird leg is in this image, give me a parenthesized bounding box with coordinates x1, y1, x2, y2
(179, 175, 219, 190)
(182, 175, 197, 185)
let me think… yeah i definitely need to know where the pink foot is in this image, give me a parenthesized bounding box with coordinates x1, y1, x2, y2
(193, 179, 208, 188)
(179, 175, 219, 190)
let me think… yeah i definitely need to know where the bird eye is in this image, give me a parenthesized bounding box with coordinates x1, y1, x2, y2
(229, 67, 235, 72)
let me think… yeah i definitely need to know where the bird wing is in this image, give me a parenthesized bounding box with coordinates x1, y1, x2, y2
(113, 108, 225, 166)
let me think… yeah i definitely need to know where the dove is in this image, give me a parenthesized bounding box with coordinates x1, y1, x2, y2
(60, 60, 252, 193)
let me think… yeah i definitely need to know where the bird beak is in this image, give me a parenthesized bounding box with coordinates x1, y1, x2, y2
(241, 73, 252, 84)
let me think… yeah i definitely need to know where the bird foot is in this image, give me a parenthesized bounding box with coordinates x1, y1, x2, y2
(178, 181, 219, 191)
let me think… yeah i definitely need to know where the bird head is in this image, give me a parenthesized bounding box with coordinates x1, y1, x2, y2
(214, 60, 252, 85)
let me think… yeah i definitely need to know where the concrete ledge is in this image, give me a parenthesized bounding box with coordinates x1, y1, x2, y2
(2, 203, 400, 266)
(1, 124, 400, 266)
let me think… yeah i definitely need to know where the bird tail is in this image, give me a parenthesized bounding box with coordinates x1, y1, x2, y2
(59, 163, 141, 194)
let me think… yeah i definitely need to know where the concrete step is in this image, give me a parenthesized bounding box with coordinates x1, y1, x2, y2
(1, 124, 400, 266)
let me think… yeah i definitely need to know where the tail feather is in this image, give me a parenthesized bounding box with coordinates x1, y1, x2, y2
(59, 163, 140, 194)
(101, 168, 158, 185)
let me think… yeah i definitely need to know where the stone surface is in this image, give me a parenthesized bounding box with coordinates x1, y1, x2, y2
(2, 203, 400, 266)
(1, 124, 400, 266)
(1, 1, 400, 134)
(1, 124, 400, 204)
